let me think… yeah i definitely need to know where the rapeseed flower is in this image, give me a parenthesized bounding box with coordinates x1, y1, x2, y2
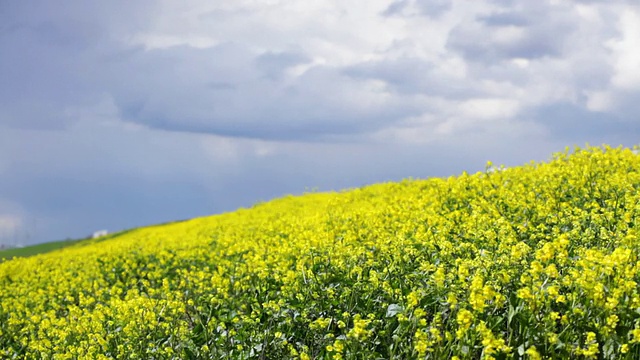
(1, 145, 640, 358)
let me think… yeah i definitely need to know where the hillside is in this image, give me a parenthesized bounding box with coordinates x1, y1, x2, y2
(2, 145, 640, 359)
(0, 239, 84, 263)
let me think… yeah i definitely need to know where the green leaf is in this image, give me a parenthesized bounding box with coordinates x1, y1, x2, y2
(386, 304, 403, 318)
(517, 344, 526, 356)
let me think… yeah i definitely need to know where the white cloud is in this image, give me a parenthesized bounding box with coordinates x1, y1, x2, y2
(585, 90, 613, 112)
(511, 58, 530, 68)
(607, 8, 640, 89)
(458, 98, 520, 120)
(129, 34, 220, 50)
(135, 0, 403, 66)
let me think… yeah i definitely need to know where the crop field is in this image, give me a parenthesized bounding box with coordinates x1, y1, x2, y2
(0, 239, 81, 263)
(2, 145, 640, 359)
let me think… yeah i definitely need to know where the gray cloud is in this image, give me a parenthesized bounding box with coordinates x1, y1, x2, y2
(0, 0, 154, 130)
(382, 0, 410, 17)
(1, 3, 421, 141)
(343, 57, 477, 98)
(255, 51, 311, 80)
(478, 11, 530, 27)
(447, 8, 575, 63)
(101, 43, 423, 141)
(383, 0, 451, 17)
(531, 103, 630, 141)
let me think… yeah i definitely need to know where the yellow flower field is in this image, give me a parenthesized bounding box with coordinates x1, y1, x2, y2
(2, 145, 640, 359)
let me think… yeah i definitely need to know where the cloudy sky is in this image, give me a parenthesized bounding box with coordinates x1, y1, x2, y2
(2, 0, 640, 245)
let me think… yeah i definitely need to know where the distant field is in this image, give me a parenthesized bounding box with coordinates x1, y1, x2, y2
(0, 239, 84, 261)
(2, 145, 640, 359)
(0, 229, 136, 262)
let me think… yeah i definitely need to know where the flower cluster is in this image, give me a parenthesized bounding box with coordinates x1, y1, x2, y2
(2, 144, 640, 359)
